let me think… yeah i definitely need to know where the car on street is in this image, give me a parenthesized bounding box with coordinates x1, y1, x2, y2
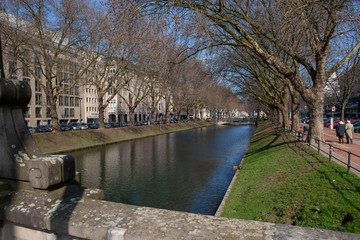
(111, 122, 120, 128)
(28, 126, 36, 134)
(169, 119, 178, 123)
(80, 123, 89, 130)
(104, 122, 111, 128)
(47, 124, 53, 132)
(36, 125, 50, 133)
(134, 121, 142, 126)
(354, 121, 360, 133)
(88, 123, 99, 129)
(60, 124, 70, 131)
(69, 123, 80, 131)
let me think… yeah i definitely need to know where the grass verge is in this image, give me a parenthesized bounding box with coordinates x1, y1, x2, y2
(221, 121, 360, 233)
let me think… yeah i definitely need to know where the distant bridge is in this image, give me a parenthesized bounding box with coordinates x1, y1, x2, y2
(216, 118, 257, 126)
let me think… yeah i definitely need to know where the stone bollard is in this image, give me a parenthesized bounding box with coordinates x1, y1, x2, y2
(0, 78, 75, 189)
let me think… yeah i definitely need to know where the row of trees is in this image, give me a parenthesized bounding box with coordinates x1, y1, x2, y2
(138, 0, 360, 141)
(0, 0, 244, 130)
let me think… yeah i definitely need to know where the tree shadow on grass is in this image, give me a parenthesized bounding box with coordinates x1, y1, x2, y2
(284, 135, 360, 215)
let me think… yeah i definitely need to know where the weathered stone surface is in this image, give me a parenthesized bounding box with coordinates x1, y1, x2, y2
(26, 155, 75, 189)
(0, 79, 44, 181)
(2, 192, 360, 240)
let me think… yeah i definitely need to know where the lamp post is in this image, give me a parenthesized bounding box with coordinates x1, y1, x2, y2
(79, 97, 82, 124)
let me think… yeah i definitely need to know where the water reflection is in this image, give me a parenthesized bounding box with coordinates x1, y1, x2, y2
(70, 125, 255, 215)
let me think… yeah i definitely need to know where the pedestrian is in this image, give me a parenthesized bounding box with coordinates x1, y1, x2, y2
(336, 121, 345, 144)
(345, 120, 354, 144)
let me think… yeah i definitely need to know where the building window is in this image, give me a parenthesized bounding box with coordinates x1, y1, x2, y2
(35, 93, 42, 105)
(8, 61, 16, 78)
(64, 84, 69, 95)
(70, 108, 74, 117)
(75, 97, 80, 107)
(22, 64, 30, 77)
(35, 80, 41, 92)
(59, 96, 64, 106)
(46, 108, 51, 118)
(64, 108, 69, 118)
(70, 97, 74, 106)
(34, 52, 41, 65)
(35, 107, 41, 118)
(75, 86, 79, 96)
(35, 67, 41, 79)
(64, 96, 69, 106)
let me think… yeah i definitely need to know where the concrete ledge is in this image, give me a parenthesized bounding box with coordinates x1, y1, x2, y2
(1, 189, 359, 240)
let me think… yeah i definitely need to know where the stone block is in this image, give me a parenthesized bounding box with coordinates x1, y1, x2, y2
(25, 155, 75, 190)
(26, 158, 62, 189)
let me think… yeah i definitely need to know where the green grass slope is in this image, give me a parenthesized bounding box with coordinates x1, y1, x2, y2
(221, 121, 360, 233)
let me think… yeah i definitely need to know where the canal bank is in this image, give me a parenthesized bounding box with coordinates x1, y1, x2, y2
(32, 121, 213, 154)
(220, 121, 360, 234)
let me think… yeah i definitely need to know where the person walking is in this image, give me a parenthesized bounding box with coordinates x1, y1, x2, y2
(336, 121, 346, 144)
(345, 120, 354, 144)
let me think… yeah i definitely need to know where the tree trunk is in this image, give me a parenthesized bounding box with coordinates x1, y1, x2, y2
(129, 108, 135, 126)
(98, 96, 105, 128)
(291, 91, 300, 132)
(340, 103, 346, 121)
(50, 102, 60, 131)
(0, 35, 5, 79)
(151, 110, 156, 124)
(278, 109, 283, 127)
(281, 107, 288, 128)
(307, 92, 325, 142)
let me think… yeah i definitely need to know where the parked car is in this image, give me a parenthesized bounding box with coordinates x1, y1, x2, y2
(80, 123, 89, 130)
(104, 122, 111, 128)
(36, 125, 50, 133)
(154, 120, 162, 125)
(123, 122, 130, 127)
(88, 123, 99, 129)
(111, 122, 120, 128)
(180, 119, 187, 123)
(60, 124, 70, 131)
(69, 123, 80, 130)
(354, 121, 360, 133)
(28, 126, 36, 134)
(47, 124, 53, 132)
(169, 119, 178, 124)
(134, 121, 142, 126)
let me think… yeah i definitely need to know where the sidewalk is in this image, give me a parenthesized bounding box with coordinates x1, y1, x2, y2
(300, 123, 360, 176)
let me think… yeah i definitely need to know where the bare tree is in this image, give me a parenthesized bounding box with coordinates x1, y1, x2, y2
(141, 0, 360, 140)
(327, 55, 360, 120)
(1, 0, 94, 130)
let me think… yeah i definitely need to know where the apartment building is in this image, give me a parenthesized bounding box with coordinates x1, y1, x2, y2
(1, 11, 167, 126)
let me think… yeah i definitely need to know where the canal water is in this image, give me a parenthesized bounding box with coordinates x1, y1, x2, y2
(69, 124, 255, 215)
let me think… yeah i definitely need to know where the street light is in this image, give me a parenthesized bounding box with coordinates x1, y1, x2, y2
(79, 97, 82, 124)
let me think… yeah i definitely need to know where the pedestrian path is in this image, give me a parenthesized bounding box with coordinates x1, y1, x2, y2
(299, 123, 360, 176)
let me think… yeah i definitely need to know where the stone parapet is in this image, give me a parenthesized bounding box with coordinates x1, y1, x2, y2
(1, 187, 359, 240)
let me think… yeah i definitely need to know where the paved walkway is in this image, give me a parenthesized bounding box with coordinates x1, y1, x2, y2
(299, 123, 360, 176)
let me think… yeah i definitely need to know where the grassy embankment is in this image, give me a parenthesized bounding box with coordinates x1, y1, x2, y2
(221, 121, 360, 233)
(33, 121, 213, 154)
